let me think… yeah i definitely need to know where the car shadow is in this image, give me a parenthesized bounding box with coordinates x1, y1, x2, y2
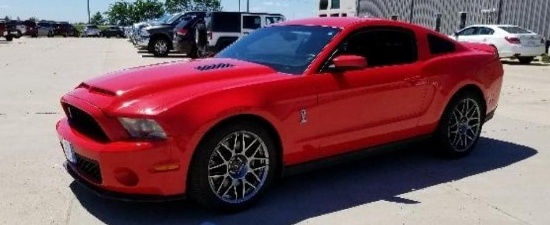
(501, 60, 549, 66)
(141, 54, 189, 59)
(0, 40, 11, 44)
(70, 137, 537, 225)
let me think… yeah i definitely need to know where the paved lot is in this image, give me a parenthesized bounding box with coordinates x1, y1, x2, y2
(0, 37, 549, 225)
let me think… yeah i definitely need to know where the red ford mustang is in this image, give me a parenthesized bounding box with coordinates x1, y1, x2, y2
(56, 17, 503, 212)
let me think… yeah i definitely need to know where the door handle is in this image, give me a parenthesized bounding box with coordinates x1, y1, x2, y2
(404, 76, 426, 86)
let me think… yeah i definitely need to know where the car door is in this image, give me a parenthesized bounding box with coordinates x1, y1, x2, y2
(314, 27, 429, 155)
(241, 14, 261, 36)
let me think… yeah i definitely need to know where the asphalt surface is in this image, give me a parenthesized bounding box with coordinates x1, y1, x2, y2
(0, 37, 549, 225)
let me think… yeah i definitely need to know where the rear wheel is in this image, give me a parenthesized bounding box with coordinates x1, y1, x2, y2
(518, 56, 534, 64)
(6, 36, 13, 41)
(433, 92, 484, 158)
(188, 121, 277, 212)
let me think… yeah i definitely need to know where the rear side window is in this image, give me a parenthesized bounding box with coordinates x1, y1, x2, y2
(499, 26, 531, 34)
(339, 28, 418, 67)
(243, 16, 261, 29)
(428, 34, 456, 55)
(209, 13, 241, 32)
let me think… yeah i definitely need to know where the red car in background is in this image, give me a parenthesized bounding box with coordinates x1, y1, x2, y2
(56, 17, 503, 212)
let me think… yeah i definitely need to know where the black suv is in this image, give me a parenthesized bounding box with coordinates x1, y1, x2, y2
(0, 20, 17, 41)
(101, 26, 125, 38)
(172, 16, 206, 58)
(135, 11, 205, 56)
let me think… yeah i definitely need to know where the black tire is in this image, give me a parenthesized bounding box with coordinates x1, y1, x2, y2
(518, 57, 534, 65)
(188, 44, 199, 59)
(188, 121, 278, 212)
(195, 21, 208, 58)
(47, 31, 53, 38)
(15, 31, 22, 39)
(6, 36, 13, 41)
(432, 92, 485, 158)
(151, 38, 170, 57)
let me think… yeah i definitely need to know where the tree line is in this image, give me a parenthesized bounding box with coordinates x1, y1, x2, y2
(91, 0, 222, 26)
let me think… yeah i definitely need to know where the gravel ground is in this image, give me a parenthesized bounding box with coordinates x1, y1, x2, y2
(0, 37, 549, 225)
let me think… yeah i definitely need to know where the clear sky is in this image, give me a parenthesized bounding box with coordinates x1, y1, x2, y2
(0, 0, 316, 22)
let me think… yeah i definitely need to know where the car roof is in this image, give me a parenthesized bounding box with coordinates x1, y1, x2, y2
(276, 17, 384, 28)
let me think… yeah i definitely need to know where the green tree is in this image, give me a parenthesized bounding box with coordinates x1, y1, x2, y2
(165, 0, 222, 14)
(28, 17, 38, 22)
(132, 0, 165, 23)
(90, 11, 105, 25)
(105, 1, 134, 25)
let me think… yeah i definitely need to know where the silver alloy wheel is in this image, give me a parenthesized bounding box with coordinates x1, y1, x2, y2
(207, 130, 270, 204)
(154, 40, 168, 54)
(447, 98, 481, 152)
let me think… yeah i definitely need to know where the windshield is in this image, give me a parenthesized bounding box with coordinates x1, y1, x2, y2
(217, 25, 340, 74)
(166, 13, 183, 24)
(499, 26, 531, 34)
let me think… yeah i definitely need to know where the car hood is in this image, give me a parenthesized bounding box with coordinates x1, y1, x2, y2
(72, 58, 284, 113)
(145, 24, 173, 30)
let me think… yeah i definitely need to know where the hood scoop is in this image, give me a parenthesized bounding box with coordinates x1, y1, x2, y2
(195, 63, 234, 71)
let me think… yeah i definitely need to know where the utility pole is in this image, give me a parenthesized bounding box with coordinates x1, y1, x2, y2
(247, 0, 250, 12)
(87, 0, 90, 24)
(496, 0, 504, 24)
(356, 0, 360, 16)
(409, 0, 415, 23)
(239, 0, 241, 12)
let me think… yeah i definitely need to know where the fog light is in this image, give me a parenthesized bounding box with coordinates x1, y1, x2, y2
(114, 168, 139, 187)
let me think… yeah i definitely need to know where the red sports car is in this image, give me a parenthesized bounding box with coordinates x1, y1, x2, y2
(56, 17, 503, 212)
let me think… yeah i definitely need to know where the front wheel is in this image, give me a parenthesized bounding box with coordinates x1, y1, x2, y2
(433, 92, 484, 158)
(188, 121, 278, 212)
(151, 38, 169, 57)
(518, 56, 534, 64)
(6, 36, 13, 41)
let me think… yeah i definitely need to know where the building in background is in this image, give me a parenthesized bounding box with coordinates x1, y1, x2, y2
(318, 0, 550, 38)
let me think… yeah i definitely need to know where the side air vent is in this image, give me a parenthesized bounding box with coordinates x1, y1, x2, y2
(195, 63, 234, 71)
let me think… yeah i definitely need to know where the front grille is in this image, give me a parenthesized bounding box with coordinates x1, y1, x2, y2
(195, 63, 234, 71)
(75, 153, 102, 183)
(63, 104, 109, 142)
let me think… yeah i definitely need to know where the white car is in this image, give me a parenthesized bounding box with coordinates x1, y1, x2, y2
(82, 25, 101, 37)
(452, 25, 546, 64)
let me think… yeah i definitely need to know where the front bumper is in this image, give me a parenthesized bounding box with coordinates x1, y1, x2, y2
(135, 36, 150, 48)
(56, 118, 187, 197)
(64, 161, 186, 202)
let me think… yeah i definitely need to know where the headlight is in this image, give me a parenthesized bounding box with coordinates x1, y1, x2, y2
(140, 29, 150, 37)
(119, 118, 167, 139)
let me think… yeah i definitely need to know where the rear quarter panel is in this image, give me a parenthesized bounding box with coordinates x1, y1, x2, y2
(417, 46, 503, 130)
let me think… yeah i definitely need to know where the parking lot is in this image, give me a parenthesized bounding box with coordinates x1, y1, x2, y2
(0, 37, 549, 225)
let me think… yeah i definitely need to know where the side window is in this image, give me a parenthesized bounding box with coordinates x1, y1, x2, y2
(330, 14, 339, 17)
(319, 0, 328, 10)
(265, 16, 283, 26)
(427, 34, 456, 55)
(339, 28, 418, 67)
(478, 27, 495, 35)
(331, 0, 340, 9)
(243, 16, 261, 29)
(458, 27, 477, 36)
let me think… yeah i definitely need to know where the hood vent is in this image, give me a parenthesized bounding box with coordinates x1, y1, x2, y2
(195, 63, 234, 71)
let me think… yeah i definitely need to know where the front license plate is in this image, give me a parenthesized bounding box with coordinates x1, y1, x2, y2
(61, 139, 77, 164)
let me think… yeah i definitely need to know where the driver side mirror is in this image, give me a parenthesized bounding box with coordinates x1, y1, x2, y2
(330, 55, 368, 71)
(454, 31, 459, 37)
